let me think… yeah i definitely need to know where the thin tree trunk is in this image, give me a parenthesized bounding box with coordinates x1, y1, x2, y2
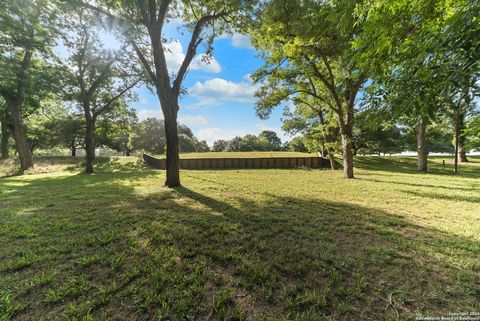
(164, 111, 180, 187)
(454, 114, 459, 174)
(327, 149, 336, 170)
(324, 135, 336, 171)
(416, 118, 428, 172)
(85, 115, 95, 174)
(1, 120, 10, 159)
(71, 142, 76, 157)
(8, 102, 33, 170)
(338, 104, 354, 179)
(317, 112, 336, 171)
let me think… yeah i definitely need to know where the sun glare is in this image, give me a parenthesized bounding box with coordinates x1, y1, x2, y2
(98, 30, 122, 51)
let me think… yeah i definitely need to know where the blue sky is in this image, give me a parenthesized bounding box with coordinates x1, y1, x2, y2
(126, 25, 289, 146)
(56, 20, 290, 146)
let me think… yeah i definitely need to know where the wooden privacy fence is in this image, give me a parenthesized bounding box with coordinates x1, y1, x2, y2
(143, 153, 329, 170)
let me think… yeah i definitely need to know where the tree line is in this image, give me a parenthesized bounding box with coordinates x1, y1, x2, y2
(1, 0, 479, 187)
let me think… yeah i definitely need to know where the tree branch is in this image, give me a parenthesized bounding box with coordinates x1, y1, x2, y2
(131, 41, 157, 83)
(94, 79, 141, 116)
(172, 11, 233, 97)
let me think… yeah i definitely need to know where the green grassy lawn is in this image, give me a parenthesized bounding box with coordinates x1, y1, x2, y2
(0, 156, 479, 320)
(154, 151, 317, 159)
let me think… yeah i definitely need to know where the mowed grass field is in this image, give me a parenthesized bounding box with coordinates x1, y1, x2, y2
(155, 152, 317, 159)
(0, 156, 479, 320)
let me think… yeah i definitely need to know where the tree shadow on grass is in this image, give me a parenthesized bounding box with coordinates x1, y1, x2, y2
(0, 169, 479, 321)
(402, 189, 480, 204)
(356, 177, 480, 192)
(171, 187, 479, 320)
(354, 156, 480, 178)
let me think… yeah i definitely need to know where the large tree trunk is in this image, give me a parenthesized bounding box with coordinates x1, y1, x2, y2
(164, 111, 180, 187)
(8, 102, 33, 171)
(416, 118, 428, 172)
(157, 88, 181, 187)
(455, 113, 468, 162)
(340, 131, 354, 178)
(1, 120, 10, 159)
(458, 143, 468, 163)
(85, 115, 96, 174)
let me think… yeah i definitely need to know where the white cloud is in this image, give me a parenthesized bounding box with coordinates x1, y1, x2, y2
(140, 98, 149, 105)
(218, 32, 253, 49)
(231, 33, 253, 49)
(137, 108, 163, 121)
(164, 41, 221, 74)
(191, 54, 222, 73)
(254, 123, 292, 142)
(243, 73, 253, 82)
(187, 78, 258, 108)
(197, 128, 247, 145)
(178, 114, 208, 126)
(164, 41, 185, 73)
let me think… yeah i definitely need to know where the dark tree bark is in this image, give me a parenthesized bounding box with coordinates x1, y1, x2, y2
(455, 113, 468, 163)
(337, 100, 355, 179)
(1, 119, 10, 159)
(454, 114, 459, 174)
(340, 128, 354, 178)
(7, 100, 34, 170)
(416, 118, 428, 172)
(1, 48, 34, 171)
(159, 92, 181, 187)
(71, 142, 76, 157)
(85, 114, 95, 174)
(164, 117, 180, 186)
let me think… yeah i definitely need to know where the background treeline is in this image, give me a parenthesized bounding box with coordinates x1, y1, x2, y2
(283, 113, 479, 157)
(0, 111, 211, 158)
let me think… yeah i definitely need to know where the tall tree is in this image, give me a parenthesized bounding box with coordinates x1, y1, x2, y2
(54, 116, 85, 157)
(280, 93, 339, 169)
(212, 139, 228, 152)
(72, 0, 254, 187)
(356, 0, 480, 172)
(0, 99, 11, 159)
(259, 130, 282, 151)
(96, 105, 138, 156)
(0, 0, 59, 170)
(132, 118, 167, 155)
(464, 114, 480, 152)
(62, 11, 139, 173)
(251, 0, 367, 178)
